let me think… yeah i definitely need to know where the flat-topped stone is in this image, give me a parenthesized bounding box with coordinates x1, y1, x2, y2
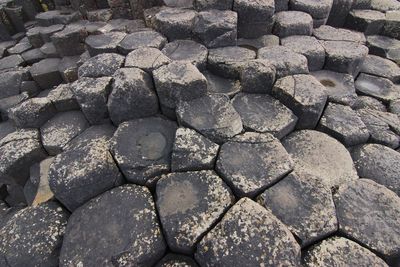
(313, 25, 366, 43)
(40, 111, 89, 155)
(281, 35, 325, 71)
(154, 7, 197, 41)
(176, 94, 243, 143)
(232, 93, 297, 139)
(30, 58, 63, 89)
(346, 9, 385, 35)
(282, 130, 359, 188)
(195, 198, 301, 266)
(202, 71, 241, 97)
(117, 30, 167, 55)
(272, 74, 327, 129)
(110, 117, 177, 186)
(257, 172, 337, 247)
(85, 32, 126, 56)
(360, 54, 400, 83)
(303, 236, 389, 267)
(60, 185, 166, 266)
(240, 59, 276, 94)
(258, 46, 309, 78)
(125, 47, 171, 73)
(162, 39, 208, 70)
(273, 11, 313, 38)
(366, 35, 400, 64)
(49, 141, 123, 211)
(171, 128, 219, 172)
(208, 46, 256, 78)
(352, 144, 400, 196)
(312, 70, 357, 106)
(216, 133, 294, 197)
(334, 179, 400, 263)
(193, 9, 237, 48)
(153, 61, 207, 118)
(9, 97, 56, 128)
(156, 170, 234, 253)
(107, 68, 159, 125)
(78, 53, 125, 78)
(318, 103, 370, 146)
(322, 40, 369, 77)
(355, 73, 400, 103)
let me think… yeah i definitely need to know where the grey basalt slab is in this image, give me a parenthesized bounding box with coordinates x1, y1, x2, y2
(176, 94, 243, 144)
(322, 40, 369, 77)
(40, 111, 89, 156)
(107, 68, 159, 125)
(125, 47, 171, 73)
(71, 77, 113, 125)
(360, 54, 400, 83)
(273, 11, 313, 38)
(0, 68, 30, 100)
(60, 185, 166, 267)
(303, 236, 389, 267)
(21, 48, 46, 65)
(207, 46, 256, 79)
(240, 59, 276, 94)
(0, 129, 47, 185)
(30, 58, 63, 89)
(202, 71, 241, 97)
(49, 141, 123, 211)
(334, 179, 400, 264)
(58, 56, 80, 83)
(109, 117, 177, 186)
(318, 103, 370, 147)
(290, 0, 333, 19)
(232, 93, 297, 139)
(282, 130, 359, 189)
(216, 133, 294, 197)
(153, 61, 207, 118)
(153, 7, 197, 41)
(355, 73, 400, 103)
(313, 25, 366, 44)
(162, 39, 208, 70)
(171, 127, 219, 172)
(156, 170, 234, 253)
(272, 74, 327, 129)
(366, 35, 400, 64)
(312, 70, 357, 106)
(353, 96, 387, 111)
(85, 31, 126, 56)
(257, 46, 309, 78)
(195, 198, 301, 267)
(383, 10, 400, 39)
(346, 9, 385, 35)
(47, 84, 80, 112)
(64, 123, 116, 151)
(257, 172, 338, 247)
(0, 55, 25, 71)
(237, 34, 280, 50)
(117, 30, 167, 55)
(193, 9, 237, 48)
(233, 0, 274, 39)
(357, 108, 400, 149)
(9, 97, 57, 128)
(281, 35, 325, 71)
(78, 53, 125, 78)
(351, 144, 400, 196)
(0, 202, 69, 267)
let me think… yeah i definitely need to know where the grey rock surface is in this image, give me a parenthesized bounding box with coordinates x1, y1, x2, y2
(232, 93, 297, 139)
(273, 11, 313, 38)
(282, 130, 359, 188)
(60, 185, 166, 267)
(107, 68, 159, 125)
(195, 198, 301, 266)
(216, 133, 294, 197)
(334, 179, 400, 263)
(156, 170, 234, 253)
(171, 127, 219, 172)
(272, 74, 327, 129)
(258, 172, 337, 247)
(125, 47, 171, 72)
(110, 117, 177, 186)
(162, 39, 208, 70)
(78, 53, 125, 78)
(176, 94, 243, 143)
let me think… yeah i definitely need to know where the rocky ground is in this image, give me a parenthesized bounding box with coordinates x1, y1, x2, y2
(0, 0, 400, 266)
